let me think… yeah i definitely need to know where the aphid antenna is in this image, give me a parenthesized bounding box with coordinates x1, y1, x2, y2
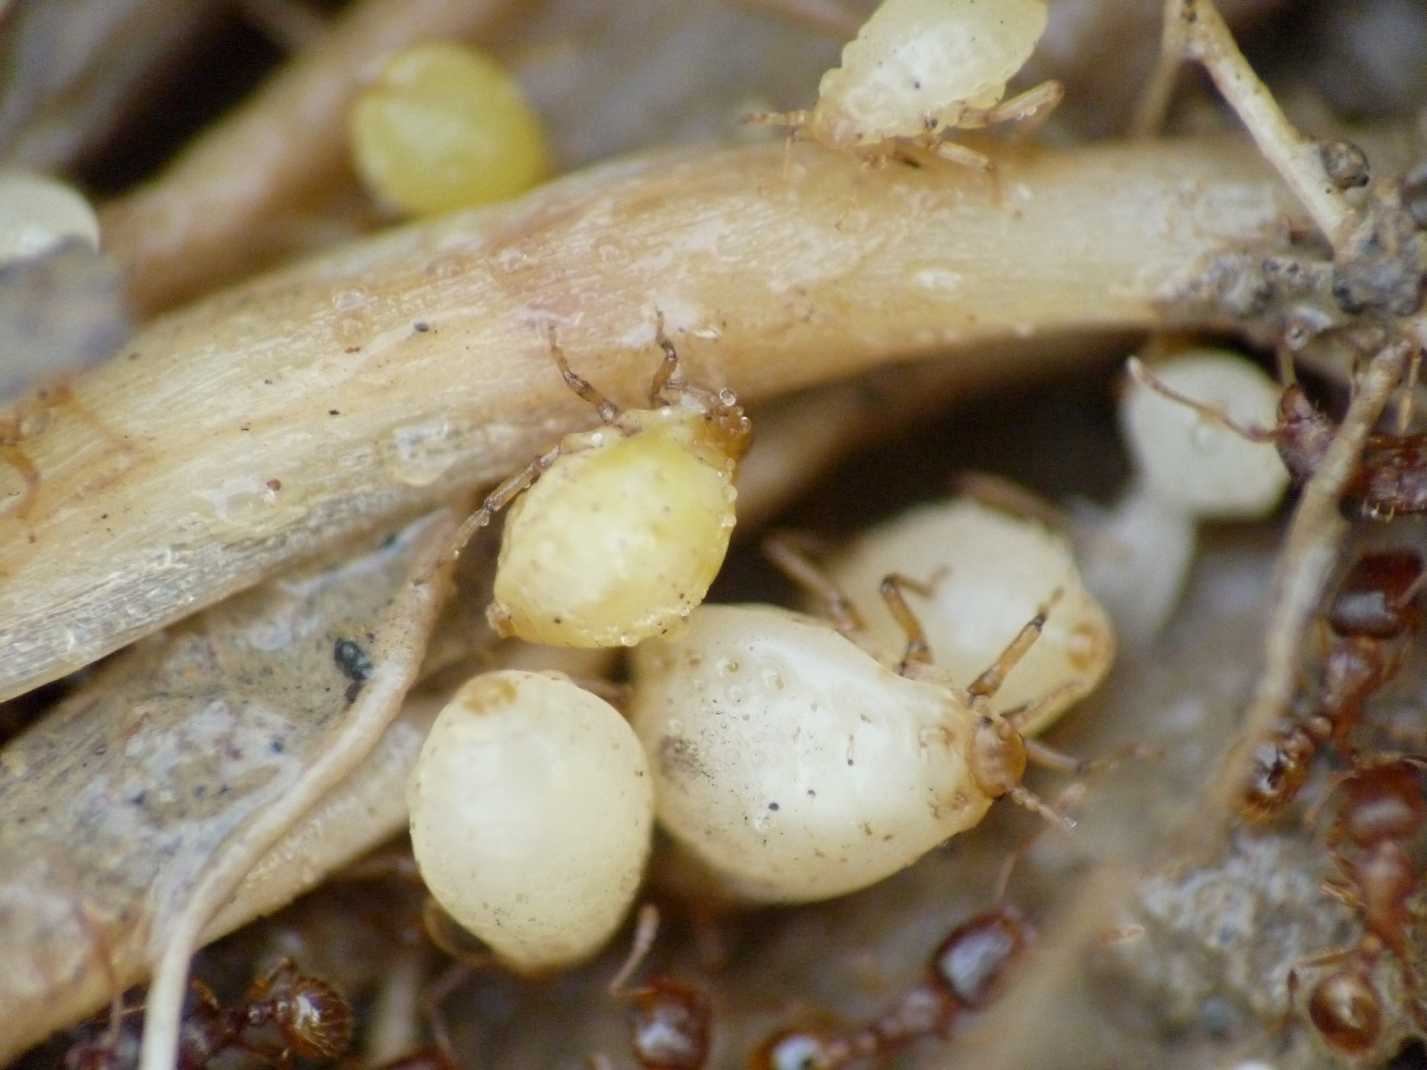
(1008, 785, 1076, 833)
(1125, 357, 1278, 444)
(607, 903, 661, 998)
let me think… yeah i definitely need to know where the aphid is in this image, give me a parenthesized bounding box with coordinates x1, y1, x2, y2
(407, 670, 654, 974)
(1241, 549, 1424, 819)
(349, 42, 550, 217)
(1119, 351, 1290, 521)
(629, 581, 1092, 903)
(751, 906, 1033, 1068)
(462, 319, 750, 649)
(1128, 357, 1427, 521)
(0, 170, 100, 263)
(751, 0, 1062, 168)
(1290, 759, 1427, 1055)
(806, 498, 1115, 732)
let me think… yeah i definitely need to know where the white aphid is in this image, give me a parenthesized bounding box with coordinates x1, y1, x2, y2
(828, 498, 1115, 734)
(0, 171, 100, 265)
(1121, 350, 1289, 520)
(764, 0, 1058, 163)
(629, 594, 1085, 904)
(466, 323, 750, 649)
(408, 670, 653, 974)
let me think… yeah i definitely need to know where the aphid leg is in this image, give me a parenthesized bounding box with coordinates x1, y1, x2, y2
(453, 445, 561, 553)
(741, 107, 813, 134)
(547, 326, 622, 424)
(967, 590, 1063, 701)
(731, 0, 860, 38)
(422, 900, 497, 970)
(607, 903, 661, 997)
(763, 531, 865, 637)
(1397, 346, 1422, 434)
(649, 311, 686, 406)
(953, 470, 1069, 528)
(1025, 737, 1160, 777)
(975, 80, 1065, 137)
(1126, 357, 1279, 442)
(878, 572, 940, 674)
(931, 140, 992, 173)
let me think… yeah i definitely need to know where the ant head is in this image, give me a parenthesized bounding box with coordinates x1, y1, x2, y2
(1308, 966, 1382, 1056)
(967, 715, 1027, 800)
(930, 907, 1030, 1009)
(277, 976, 354, 1061)
(751, 1027, 840, 1070)
(1239, 733, 1313, 821)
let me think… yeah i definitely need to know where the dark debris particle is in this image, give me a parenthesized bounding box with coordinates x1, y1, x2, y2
(413, 321, 431, 333)
(334, 637, 374, 703)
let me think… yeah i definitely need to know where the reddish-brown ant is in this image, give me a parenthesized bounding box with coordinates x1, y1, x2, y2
(1289, 758, 1427, 1056)
(750, 906, 1033, 1069)
(1241, 548, 1425, 819)
(60, 959, 353, 1070)
(1128, 358, 1427, 520)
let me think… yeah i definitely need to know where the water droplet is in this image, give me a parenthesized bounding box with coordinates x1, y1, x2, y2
(716, 657, 740, 675)
(761, 669, 784, 691)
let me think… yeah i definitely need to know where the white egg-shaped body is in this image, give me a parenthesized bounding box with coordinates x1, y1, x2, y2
(828, 499, 1114, 736)
(812, 0, 1048, 147)
(490, 410, 740, 648)
(630, 604, 990, 904)
(0, 171, 100, 263)
(408, 670, 653, 974)
(1121, 351, 1288, 520)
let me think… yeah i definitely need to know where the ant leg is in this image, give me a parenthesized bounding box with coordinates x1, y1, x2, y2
(649, 311, 685, 406)
(967, 590, 1063, 701)
(878, 572, 942, 674)
(931, 139, 992, 172)
(546, 327, 621, 424)
(453, 446, 561, 553)
(763, 531, 865, 637)
(1126, 358, 1279, 442)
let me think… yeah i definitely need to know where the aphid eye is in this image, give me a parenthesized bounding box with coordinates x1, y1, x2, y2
(408, 670, 654, 974)
(349, 42, 550, 217)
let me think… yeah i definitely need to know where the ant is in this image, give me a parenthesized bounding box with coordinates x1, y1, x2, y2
(61, 959, 353, 1070)
(750, 906, 1033, 1069)
(1289, 759, 1427, 1056)
(1241, 548, 1425, 819)
(1128, 357, 1427, 521)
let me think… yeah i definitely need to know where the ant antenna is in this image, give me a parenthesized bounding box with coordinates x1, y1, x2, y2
(1126, 357, 1278, 443)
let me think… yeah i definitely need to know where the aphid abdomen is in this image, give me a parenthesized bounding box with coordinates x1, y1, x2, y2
(630, 604, 989, 904)
(491, 420, 736, 647)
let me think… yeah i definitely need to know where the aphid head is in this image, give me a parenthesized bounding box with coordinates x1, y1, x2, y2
(931, 907, 1030, 1009)
(967, 715, 1027, 800)
(1308, 967, 1382, 1056)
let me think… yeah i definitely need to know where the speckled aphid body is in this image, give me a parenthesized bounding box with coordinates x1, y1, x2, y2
(756, 0, 1060, 168)
(462, 321, 750, 649)
(630, 575, 1098, 904)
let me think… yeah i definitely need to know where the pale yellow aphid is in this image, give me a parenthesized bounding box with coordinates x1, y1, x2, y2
(824, 498, 1115, 735)
(407, 670, 653, 975)
(754, 0, 1061, 168)
(349, 42, 550, 217)
(629, 595, 1075, 904)
(463, 321, 751, 649)
(1121, 350, 1289, 521)
(0, 170, 100, 264)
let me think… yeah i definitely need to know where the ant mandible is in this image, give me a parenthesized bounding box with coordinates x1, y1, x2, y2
(1241, 548, 1425, 818)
